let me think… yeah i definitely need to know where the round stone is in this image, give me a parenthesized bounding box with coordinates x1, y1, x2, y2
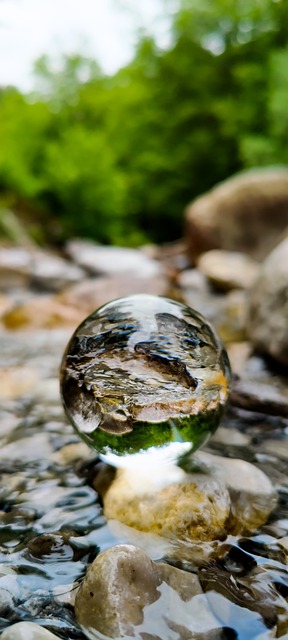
(60, 294, 231, 467)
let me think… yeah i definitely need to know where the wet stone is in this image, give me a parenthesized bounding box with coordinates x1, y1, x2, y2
(196, 452, 277, 534)
(60, 294, 231, 466)
(75, 544, 225, 640)
(102, 465, 231, 541)
(1, 621, 63, 639)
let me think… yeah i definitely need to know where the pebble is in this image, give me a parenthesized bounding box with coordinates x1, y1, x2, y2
(177, 268, 210, 292)
(197, 249, 259, 291)
(210, 425, 251, 447)
(0, 574, 20, 618)
(0, 366, 39, 398)
(51, 441, 92, 465)
(259, 439, 288, 460)
(278, 537, 288, 558)
(2, 296, 85, 330)
(0, 433, 54, 461)
(1, 622, 62, 640)
(231, 377, 288, 418)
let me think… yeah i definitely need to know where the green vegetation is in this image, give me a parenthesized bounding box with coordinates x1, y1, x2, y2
(78, 410, 221, 457)
(0, 0, 288, 245)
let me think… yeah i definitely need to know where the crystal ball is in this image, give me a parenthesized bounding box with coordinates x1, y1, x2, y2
(60, 294, 231, 467)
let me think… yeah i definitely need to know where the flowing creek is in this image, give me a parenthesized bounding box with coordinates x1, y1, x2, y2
(0, 328, 288, 639)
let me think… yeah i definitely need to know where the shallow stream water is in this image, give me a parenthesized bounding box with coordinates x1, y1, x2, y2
(0, 330, 288, 639)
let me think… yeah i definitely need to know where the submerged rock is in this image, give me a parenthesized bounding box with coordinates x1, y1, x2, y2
(60, 294, 231, 466)
(75, 544, 223, 640)
(248, 236, 288, 367)
(1, 622, 62, 639)
(185, 167, 288, 262)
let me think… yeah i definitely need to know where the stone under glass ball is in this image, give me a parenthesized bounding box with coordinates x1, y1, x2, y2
(60, 294, 231, 467)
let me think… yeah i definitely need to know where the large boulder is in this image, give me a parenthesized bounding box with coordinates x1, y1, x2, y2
(185, 167, 288, 262)
(248, 235, 288, 366)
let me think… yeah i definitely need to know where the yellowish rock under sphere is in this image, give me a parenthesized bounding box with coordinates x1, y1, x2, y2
(103, 466, 231, 541)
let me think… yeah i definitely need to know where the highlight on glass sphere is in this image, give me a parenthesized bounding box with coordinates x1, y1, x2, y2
(60, 294, 231, 467)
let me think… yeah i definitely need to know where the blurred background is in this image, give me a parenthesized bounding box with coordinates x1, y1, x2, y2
(1, 0, 288, 248)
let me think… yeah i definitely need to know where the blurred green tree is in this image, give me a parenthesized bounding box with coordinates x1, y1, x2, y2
(0, 0, 287, 245)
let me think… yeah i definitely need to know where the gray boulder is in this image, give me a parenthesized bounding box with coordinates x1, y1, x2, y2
(185, 167, 288, 262)
(248, 236, 288, 366)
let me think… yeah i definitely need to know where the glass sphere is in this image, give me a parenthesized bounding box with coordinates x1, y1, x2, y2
(60, 295, 231, 467)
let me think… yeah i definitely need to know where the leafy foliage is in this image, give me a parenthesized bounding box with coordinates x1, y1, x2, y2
(0, 0, 287, 245)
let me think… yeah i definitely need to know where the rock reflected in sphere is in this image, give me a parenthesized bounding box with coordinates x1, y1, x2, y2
(60, 295, 231, 466)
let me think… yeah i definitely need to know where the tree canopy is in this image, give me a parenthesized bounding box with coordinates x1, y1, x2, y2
(0, 0, 288, 245)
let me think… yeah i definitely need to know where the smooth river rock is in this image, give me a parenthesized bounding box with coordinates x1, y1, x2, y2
(2, 296, 85, 330)
(65, 240, 162, 277)
(1, 622, 61, 640)
(185, 167, 288, 262)
(0, 245, 84, 291)
(102, 464, 231, 541)
(196, 451, 278, 534)
(101, 452, 276, 540)
(197, 250, 259, 291)
(75, 544, 223, 640)
(248, 235, 288, 367)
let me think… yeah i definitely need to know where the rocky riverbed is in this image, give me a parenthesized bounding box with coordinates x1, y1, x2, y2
(0, 237, 288, 639)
